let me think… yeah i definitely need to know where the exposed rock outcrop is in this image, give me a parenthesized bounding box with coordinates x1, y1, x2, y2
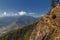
(29, 4, 60, 40)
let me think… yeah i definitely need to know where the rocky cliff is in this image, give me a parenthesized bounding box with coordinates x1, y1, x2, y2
(29, 4, 60, 40)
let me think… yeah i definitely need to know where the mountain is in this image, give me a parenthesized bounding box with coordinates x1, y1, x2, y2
(1, 4, 60, 40)
(0, 16, 39, 35)
(16, 16, 39, 26)
(8, 16, 39, 29)
(0, 16, 39, 27)
(0, 16, 19, 27)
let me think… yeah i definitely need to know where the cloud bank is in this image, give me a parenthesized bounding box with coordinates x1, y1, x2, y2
(0, 11, 27, 17)
(0, 11, 44, 17)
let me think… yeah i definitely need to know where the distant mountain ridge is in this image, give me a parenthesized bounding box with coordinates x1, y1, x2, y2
(0, 16, 19, 27)
(0, 16, 39, 27)
(0, 15, 39, 34)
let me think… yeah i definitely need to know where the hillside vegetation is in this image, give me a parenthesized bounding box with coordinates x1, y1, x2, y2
(0, 22, 38, 40)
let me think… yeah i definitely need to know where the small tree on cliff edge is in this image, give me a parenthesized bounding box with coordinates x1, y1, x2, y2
(51, 0, 60, 8)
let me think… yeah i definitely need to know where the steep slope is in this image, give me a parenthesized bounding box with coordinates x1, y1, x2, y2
(29, 4, 60, 40)
(0, 22, 38, 40)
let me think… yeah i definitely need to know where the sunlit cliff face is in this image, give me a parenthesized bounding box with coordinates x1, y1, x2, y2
(29, 4, 60, 40)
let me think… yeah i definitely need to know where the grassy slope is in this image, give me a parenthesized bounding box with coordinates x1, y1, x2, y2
(0, 22, 38, 40)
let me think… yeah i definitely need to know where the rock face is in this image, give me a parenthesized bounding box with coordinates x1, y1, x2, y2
(29, 4, 60, 40)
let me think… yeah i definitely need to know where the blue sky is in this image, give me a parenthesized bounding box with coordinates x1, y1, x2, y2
(0, 0, 51, 17)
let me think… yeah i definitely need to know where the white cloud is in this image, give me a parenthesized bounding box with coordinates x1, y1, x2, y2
(4, 12, 7, 16)
(0, 11, 27, 17)
(18, 11, 26, 16)
(0, 11, 42, 17)
(0, 12, 19, 17)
